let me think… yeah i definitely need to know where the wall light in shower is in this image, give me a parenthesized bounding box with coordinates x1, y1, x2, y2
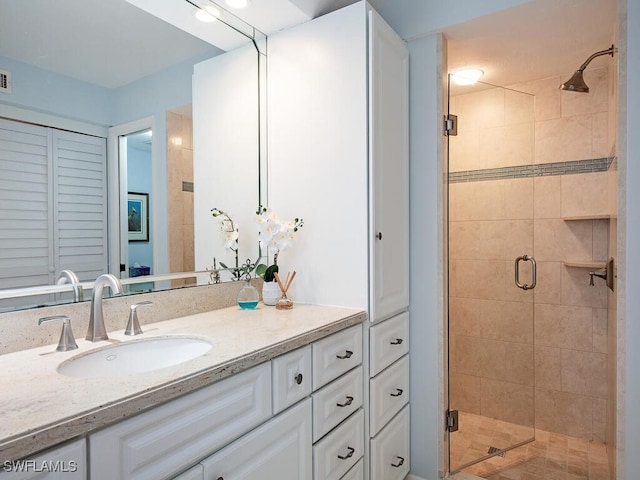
(560, 44, 615, 93)
(451, 68, 484, 86)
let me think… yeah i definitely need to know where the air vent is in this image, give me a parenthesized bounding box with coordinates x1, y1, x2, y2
(0, 69, 12, 94)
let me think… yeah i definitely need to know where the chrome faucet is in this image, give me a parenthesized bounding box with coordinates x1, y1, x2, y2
(86, 274, 123, 341)
(56, 269, 84, 303)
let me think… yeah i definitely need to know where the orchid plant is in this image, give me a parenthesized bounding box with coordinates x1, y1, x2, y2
(255, 207, 304, 282)
(211, 207, 252, 281)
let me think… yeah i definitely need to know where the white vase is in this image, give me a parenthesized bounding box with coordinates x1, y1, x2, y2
(262, 281, 281, 306)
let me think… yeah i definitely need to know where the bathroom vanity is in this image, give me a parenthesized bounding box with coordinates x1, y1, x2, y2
(0, 305, 366, 479)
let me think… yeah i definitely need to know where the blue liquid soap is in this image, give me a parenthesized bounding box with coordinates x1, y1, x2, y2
(238, 300, 259, 310)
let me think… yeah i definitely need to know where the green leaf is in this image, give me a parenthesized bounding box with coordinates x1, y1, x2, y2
(265, 264, 279, 283)
(219, 261, 229, 269)
(255, 264, 267, 279)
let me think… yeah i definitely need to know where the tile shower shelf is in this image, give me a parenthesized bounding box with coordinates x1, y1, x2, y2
(563, 261, 607, 268)
(562, 214, 611, 221)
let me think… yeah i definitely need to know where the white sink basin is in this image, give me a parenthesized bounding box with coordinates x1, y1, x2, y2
(57, 336, 213, 378)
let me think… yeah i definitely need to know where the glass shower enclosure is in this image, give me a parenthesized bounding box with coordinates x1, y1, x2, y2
(447, 75, 537, 473)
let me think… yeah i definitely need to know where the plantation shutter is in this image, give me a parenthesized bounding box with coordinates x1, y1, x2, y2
(53, 130, 108, 282)
(0, 118, 52, 290)
(0, 118, 107, 299)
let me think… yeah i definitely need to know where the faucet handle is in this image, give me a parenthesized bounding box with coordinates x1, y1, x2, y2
(125, 301, 153, 336)
(39, 315, 78, 352)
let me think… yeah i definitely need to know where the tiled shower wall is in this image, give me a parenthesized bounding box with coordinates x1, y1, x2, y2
(167, 110, 195, 286)
(449, 66, 615, 442)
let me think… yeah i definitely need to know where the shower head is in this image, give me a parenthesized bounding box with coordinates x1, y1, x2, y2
(560, 44, 616, 93)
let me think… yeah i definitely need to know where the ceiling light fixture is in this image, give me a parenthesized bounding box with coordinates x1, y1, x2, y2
(225, 0, 250, 8)
(194, 5, 221, 22)
(451, 68, 484, 86)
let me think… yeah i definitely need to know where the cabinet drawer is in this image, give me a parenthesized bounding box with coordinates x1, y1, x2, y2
(272, 345, 312, 414)
(90, 363, 272, 480)
(172, 465, 202, 480)
(369, 312, 409, 377)
(369, 355, 409, 436)
(313, 409, 364, 480)
(312, 366, 363, 442)
(201, 399, 312, 480)
(370, 405, 410, 480)
(312, 325, 362, 390)
(1, 439, 87, 479)
(341, 458, 363, 480)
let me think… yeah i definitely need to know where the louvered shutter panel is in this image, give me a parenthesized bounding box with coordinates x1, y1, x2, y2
(53, 130, 108, 283)
(0, 119, 52, 290)
(0, 119, 107, 311)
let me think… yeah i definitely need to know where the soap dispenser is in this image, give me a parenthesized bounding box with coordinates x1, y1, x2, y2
(237, 261, 259, 310)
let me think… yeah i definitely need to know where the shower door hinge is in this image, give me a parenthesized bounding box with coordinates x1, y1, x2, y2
(447, 409, 459, 432)
(444, 114, 457, 136)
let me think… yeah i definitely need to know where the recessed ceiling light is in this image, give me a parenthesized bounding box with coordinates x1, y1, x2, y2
(225, 0, 250, 8)
(194, 5, 221, 22)
(451, 69, 484, 86)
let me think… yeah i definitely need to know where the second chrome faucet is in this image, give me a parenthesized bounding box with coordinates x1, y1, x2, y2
(86, 274, 123, 341)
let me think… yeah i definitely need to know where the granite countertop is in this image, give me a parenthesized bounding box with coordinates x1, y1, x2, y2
(0, 304, 366, 462)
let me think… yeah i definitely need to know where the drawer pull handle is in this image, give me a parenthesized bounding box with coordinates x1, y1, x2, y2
(338, 446, 355, 460)
(390, 388, 404, 397)
(294, 373, 303, 385)
(336, 350, 353, 359)
(390, 338, 404, 345)
(336, 396, 354, 407)
(391, 456, 405, 468)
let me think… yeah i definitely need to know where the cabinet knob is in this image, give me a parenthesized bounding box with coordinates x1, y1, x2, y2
(391, 456, 405, 468)
(390, 388, 404, 397)
(390, 338, 403, 345)
(338, 446, 355, 460)
(336, 350, 353, 360)
(376, 232, 383, 240)
(294, 373, 303, 385)
(336, 396, 354, 407)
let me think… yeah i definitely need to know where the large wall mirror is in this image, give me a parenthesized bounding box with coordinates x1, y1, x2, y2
(0, 0, 267, 312)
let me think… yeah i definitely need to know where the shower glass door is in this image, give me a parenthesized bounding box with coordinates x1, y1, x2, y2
(447, 76, 536, 473)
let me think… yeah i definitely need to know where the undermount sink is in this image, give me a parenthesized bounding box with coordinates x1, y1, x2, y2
(57, 336, 213, 378)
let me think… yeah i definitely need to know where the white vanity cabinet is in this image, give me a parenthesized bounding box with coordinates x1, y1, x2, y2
(367, 6, 410, 480)
(79, 324, 363, 480)
(89, 364, 272, 480)
(268, 2, 409, 478)
(201, 399, 312, 480)
(368, 7, 410, 326)
(0, 439, 86, 479)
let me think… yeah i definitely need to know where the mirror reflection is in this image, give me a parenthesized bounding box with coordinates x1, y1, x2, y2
(0, 0, 266, 312)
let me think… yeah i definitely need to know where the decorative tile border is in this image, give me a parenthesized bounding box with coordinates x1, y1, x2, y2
(449, 158, 613, 183)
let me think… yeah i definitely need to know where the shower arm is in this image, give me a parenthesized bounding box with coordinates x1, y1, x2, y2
(576, 44, 615, 72)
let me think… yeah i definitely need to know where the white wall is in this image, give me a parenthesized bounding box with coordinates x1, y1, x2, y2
(0, 55, 111, 126)
(380, 0, 532, 39)
(192, 45, 261, 275)
(622, 0, 640, 477)
(406, 33, 446, 480)
(267, 3, 369, 309)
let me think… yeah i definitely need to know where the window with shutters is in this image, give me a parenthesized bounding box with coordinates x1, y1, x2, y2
(0, 118, 107, 310)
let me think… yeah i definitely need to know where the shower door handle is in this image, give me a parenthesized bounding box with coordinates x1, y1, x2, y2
(515, 254, 537, 290)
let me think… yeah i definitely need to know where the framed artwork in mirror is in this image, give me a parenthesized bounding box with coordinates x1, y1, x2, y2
(128, 192, 149, 242)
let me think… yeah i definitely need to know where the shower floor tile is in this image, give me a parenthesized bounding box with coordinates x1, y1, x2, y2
(451, 412, 611, 480)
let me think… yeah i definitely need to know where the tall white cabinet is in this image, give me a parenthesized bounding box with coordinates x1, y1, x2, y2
(268, 3, 409, 479)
